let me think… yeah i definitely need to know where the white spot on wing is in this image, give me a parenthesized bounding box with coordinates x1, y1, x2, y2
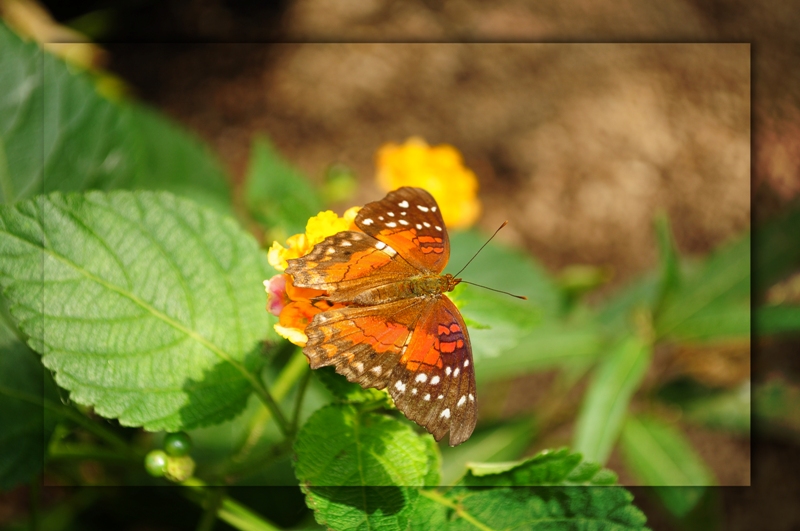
(362, 218, 373, 225)
(411, 388, 418, 395)
(445, 366, 452, 376)
(438, 394, 444, 400)
(371, 366, 382, 375)
(435, 226, 442, 231)
(399, 219, 409, 225)
(432, 206, 438, 212)
(441, 408, 451, 419)
(417, 205, 430, 212)
(386, 222, 397, 228)
(395, 380, 406, 393)
(457, 395, 466, 407)
(423, 222, 431, 228)
(424, 394, 431, 401)
(375, 242, 387, 250)
(430, 375, 440, 385)
(341, 240, 352, 247)
(354, 362, 364, 373)
(464, 359, 469, 367)
(415, 373, 428, 383)
(416, 224, 423, 230)
(399, 200, 409, 208)
(387, 212, 394, 217)
(468, 393, 475, 402)
(327, 247, 336, 254)
(454, 368, 460, 378)
(383, 245, 397, 257)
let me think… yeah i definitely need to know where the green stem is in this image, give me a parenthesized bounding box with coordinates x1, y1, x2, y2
(195, 486, 225, 531)
(290, 365, 312, 436)
(420, 489, 493, 531)
(249, 377, 291, 438)
(230, 349, 309, 465)
(0, 383, 133, 454)
(48, 443, 143, 464)
(183, 478, 282, 531)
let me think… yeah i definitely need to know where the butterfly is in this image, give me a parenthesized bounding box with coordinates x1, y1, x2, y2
(286, 187, 477, 446)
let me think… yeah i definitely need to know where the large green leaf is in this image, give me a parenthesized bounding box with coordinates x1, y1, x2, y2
(573, 335, 652, 464)
(0, 21, 230, 211)
(412, 486, 650, 531)
(620, 415, 716, 516)
(294, 404, 433, 530)
(0, 191, 272, 431)
(0, 318, 58, 490)
(461, 447, 617, 486)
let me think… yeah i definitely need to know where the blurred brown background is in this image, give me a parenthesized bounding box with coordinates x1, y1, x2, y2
(20, 0, 800, 528)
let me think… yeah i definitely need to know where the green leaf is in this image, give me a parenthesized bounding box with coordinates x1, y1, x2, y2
(294, 404, 433, 530)
(244, 135, 323, 238)
(754, 199, 800, 297)
(659, 379, 750, 433)
(0, 21, 231, 212)
(447, 230, 561, 317)
(573, 335, 652, 464)
(0, 191, 272, 431)
(0, 318, 59, 490)
(440, 421, 533, 485)
(653, 213, 681, 315)
(461, 447, 618, 486)
(475, 320, 603, 381)
(620, 415, 715, 516)
(414, 486, 650, 531)
(655, 233, 750, 340)
(315, 366, 390, 405)
(756, 304, 800, 335)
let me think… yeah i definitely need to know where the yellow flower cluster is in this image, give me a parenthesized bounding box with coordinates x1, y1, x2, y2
(376, 137, 481, 229)
(266, 208, 360, 346)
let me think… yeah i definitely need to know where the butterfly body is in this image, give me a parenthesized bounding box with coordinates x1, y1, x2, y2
(286, 187, 477, 446)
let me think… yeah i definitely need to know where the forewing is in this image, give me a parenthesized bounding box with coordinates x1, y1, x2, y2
(388, 295, 477, 446)
(286, 230, 417, 302)
(355, 187, 450, 274)
(303, 298, 422, 390)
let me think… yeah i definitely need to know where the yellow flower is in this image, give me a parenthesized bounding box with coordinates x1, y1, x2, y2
(268, 207, 360, 272)
(266, 207, 360, 345)
(376, 137, 481, 229)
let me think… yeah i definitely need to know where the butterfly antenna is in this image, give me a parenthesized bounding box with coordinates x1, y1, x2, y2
(453, 221, 528, 300)
(460, 281, 528, 300)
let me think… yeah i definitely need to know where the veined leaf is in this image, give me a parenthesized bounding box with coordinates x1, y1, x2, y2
(620, 415, 716, 516)
(0, 318, 59, 490)
(573, 335, 652, 464)
(0, 191, 272, 431)
(461, 447, 618, 486)
(0, 21, 231, 212)
(294, 404, 433, 530)
(413, 486, 650, 531)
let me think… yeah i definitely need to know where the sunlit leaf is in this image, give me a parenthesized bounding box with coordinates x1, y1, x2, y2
(0, 191, 271, 431)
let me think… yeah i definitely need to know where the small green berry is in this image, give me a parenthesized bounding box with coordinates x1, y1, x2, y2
(145, 450, 169, 477)
(163, 431, 192, 457)
(164, 455, 195, 483)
